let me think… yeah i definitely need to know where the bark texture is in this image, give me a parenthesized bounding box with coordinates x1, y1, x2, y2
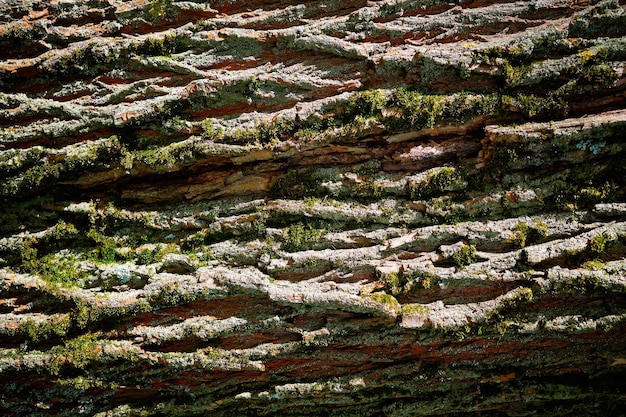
(1, 0, 626, 415)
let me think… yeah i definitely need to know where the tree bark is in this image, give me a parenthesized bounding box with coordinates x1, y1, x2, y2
(1, 0, 625, 415)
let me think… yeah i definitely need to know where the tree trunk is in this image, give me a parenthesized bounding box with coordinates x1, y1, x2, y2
(1, 0, 625, 415)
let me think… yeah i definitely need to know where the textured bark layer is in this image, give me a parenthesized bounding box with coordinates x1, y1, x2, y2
(1, 0, 626, 416)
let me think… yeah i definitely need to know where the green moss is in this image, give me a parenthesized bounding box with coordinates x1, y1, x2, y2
(510, 220, 548, 248)
(57, 375, 94, 391)
(187, 225, 232, 247)
(217, 116, 298, 146)
(386, 88, 448, 131)
(451, 92, 500, 121)
(294, 127, 322, 140)
(0, 146, 45, 177)
(381, 271, 399, 290)
(271, 169, 331, 199)
(16, 315, 71, 343)
(86, 228, 119, 263)
(0, 21, 46, 46)
(569, 274, 601, 295)
(582, 259, 605, 270)
(486, 145, 521, 180)
(429, 167, 462, 192)
(401, 303, 429, 315)
(72, 299, 152, 329)
(502, 61, 531, 87)
(550, 173, 624, 211)
(181, 231, 208, 252)
(419, 57, 447, 84)
(0, 136, 125, 197)
(134, 33, 189, 57)
(251, 218, 267, 238)
(303, 196, 319, 208)
(475, 28, 571, 66)
(581, 63, 620, 87)
(1, 163, 61, 197)
(588, 233, 610, 255)
(16, 239, 38, 266)
(74, 300, 95, 329)
(65, 137, 123, 173)
(449, 324, 477, 341)
(21, 250, 87, 288)
(136, 138, 200, 168)
(255, 118, 296, 145)
(452, 244, 477, 269)
(354, 177, 387, 199)
(145, 0, 177, 23)
(568, 0, 626, 38)
(502, 94, 566, 118)
(135, 243, 178, 265)
(365, 292, 400, 313)
(288, 258, 334, 274)
(48, 334, 101, 375)
(48, 43, 118, 76)
(380, 271, 408, 295)
(51, 220, 79, 240)
(200, 118, 221, 138)
(531, 220, 548, 241)
(338, 90, 387, 124)
(404, 270, 439, 290)
(409, 167, 464, 199)
(487, 288, 533, 331)
(148, 283, 195, 308)
(47, 30, 189, 77)
(281, 223, 326, 251)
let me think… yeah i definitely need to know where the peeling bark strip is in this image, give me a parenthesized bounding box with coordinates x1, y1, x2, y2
(1, 0, 626, 415)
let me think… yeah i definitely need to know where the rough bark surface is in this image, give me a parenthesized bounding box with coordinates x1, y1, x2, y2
(1, 0, 626, 415)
